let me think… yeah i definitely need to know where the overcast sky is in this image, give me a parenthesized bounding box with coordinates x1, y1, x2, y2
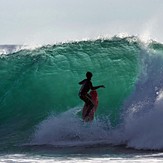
(0, 0, 163, 44)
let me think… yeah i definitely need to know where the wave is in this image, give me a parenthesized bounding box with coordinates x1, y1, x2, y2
(0, 36, 163, 150)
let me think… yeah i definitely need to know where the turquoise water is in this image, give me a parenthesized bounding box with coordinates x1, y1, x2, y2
(0, 36, 163, 155)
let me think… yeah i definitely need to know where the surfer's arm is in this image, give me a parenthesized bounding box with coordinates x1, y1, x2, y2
(91, 83, 105, 90)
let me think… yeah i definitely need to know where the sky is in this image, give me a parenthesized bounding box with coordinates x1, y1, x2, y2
(0, 0, 163, 44)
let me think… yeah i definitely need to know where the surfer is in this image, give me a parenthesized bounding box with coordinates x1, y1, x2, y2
(78, 72, 105, 117)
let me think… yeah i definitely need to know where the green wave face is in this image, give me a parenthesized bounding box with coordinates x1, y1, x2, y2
(0, 38, 140, 148)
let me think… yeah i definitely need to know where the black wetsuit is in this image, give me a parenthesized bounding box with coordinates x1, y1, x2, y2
(79, 79, 94, 116)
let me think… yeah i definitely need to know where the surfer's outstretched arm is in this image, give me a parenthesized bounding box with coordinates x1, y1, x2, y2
(91, 83, 105, 90)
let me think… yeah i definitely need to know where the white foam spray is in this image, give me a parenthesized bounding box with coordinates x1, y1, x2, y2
(109, 46, 163, 150)
(31, 107, 112, 147)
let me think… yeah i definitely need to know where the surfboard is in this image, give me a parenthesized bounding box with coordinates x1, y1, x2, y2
(82, 90, 98, 122)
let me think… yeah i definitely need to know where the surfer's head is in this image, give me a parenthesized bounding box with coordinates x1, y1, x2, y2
(86, 71, 93, 80)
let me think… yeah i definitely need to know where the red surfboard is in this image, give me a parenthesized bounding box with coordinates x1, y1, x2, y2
(82, 90, 98, 122)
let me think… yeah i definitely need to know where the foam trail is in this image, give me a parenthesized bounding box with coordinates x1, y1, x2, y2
(31, 107, 112, 147)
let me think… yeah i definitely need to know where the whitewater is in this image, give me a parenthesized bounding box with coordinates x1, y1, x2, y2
(1, 36, 163, 162)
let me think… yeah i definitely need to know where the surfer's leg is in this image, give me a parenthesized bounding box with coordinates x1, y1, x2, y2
(79, 94, 94, 118)
(84, 94, 94, 117)
(79, 95, 88, 104)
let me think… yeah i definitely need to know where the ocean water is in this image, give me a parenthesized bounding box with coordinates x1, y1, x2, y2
(1, 36, 163, 162)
